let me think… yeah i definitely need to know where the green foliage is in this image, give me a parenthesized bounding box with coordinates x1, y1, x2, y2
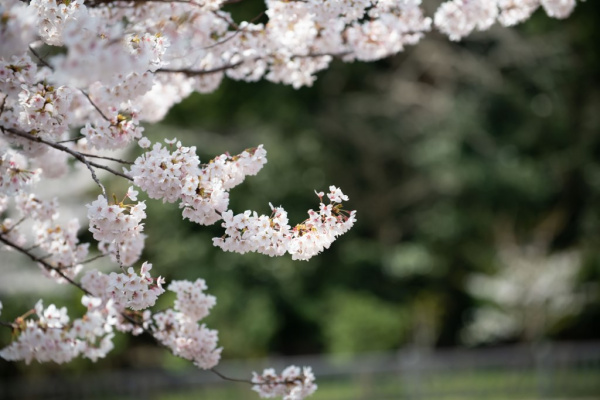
(322, 291, 408, 354)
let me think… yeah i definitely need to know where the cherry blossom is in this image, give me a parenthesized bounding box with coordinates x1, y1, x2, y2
(0, 146, 40, 196)
(252, 366, 317, 400)
(81, 262, 165, 311)
(0, 298, 115, 364)
(214, 187, 356, 261)
(86, 190, 146, 266)
(151, 279, 221, 370)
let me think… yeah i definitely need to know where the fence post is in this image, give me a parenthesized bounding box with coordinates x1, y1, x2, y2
(534, 341, 553, 399)
(399, 346, 425, 400)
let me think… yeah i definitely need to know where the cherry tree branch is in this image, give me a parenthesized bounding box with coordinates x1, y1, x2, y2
(157, 62, 243, 76)
(0, 232, 151, 338)
(28, 45, 52, 70)
(202, 10, 265, 50)
(1, 128, 133, 188)
(0, 94, 6, 116)
(86, 0, 206, 7)
(57, 136, 85, 144)
(80, 254, 107, 264)
(2, 217, 26, 235)
(79, 90, 112, 122)
(3, 127, 107, 196)
(210, 368, 253, 384)
(78, 152, 134, 165)
(0, 234, 91, 294)
(28, 45, 111, 124)
(0, 215, 312, 391)
(0, 231, 263, 386)
(156, 51, 345, 77)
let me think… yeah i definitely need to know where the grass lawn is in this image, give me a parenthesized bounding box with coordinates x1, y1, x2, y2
(155, 368, 600, 400)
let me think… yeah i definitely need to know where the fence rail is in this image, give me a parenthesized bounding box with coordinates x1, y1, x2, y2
(1, 341, 599, 400)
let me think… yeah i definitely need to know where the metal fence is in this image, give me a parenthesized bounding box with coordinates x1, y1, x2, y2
(1, 341, 599, 400)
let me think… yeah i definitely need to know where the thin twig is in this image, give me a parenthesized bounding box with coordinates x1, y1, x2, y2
(202, 11, 265, 50)
(78, 152, 134, 165)
(88, 0, 206, 7)
(81, 253, 106, 264)
(0, 234, 145, 331)
(79, 90, 111, 122)
(2, 128, 107, 195)
(28, 45, 53, 70)
(3, 217, 26, 235)
(0, 234, 91, 294)
(0, 95, 6, 117)
(57, 136, 85, 144)
(211, 368, 253, 384)
(157, 61, 243, 76)
(0, 234, 153, 347)
(212, 10, 239, 30)
(24, 244, 40, 252)
(2, 128, 133, 188)
(157, 51, 348, 77)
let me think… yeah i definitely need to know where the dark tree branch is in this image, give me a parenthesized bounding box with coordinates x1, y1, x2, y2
(157, 62, 243, 76)
(28, 45, 53, 70)
(202, 10, 265, 50)
(78, 152, 134, 165)
(1, 128, 133, 189)
(0, 234, 91, 294)
(81, 253, 106, 264)
(0, 232, 260, 385)
(79, 90, 111, 122)
(0, 229, 296, 388)
(157, 51, 347, 77)
(2, 217, 26, 235)
(210, 368, 253, 384)
(57, 136, 85, 144)
(86, 0, 205, 8)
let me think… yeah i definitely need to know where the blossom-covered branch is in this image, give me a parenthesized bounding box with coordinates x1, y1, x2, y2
(0, 235, 312, 396)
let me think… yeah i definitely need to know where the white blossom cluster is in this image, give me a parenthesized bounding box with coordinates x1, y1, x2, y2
(0, 298, 115, 364)
(179, 145, 268, 225)
(0, 144, 40, 196)
(81, 114, 144, 151)
(152, 279, 221, 370)
(462, 246, 584, 344)
(0, 216, 26, 250)
(32, 218, 88, 280)
(252, 366, 317, 400)
(0, 191, 89, 283)
(81, 262, 165, 311)
(0, 0, 576, 137)
(127, 138, 267, 225)
(86, 187, 146, 266)
(435, 0, 577, 41)
(0, 268, 220, 366)
(168, 279, 216, 321)
(214, 186, 357, 261)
